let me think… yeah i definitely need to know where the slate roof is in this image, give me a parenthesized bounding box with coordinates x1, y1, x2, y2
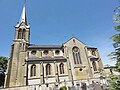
(104, 66, 117, 69)
(87, 46, 97, 49)
(28, 44, 62, 49)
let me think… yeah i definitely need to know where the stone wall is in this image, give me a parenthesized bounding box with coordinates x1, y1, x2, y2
(1, 79, 108, 90)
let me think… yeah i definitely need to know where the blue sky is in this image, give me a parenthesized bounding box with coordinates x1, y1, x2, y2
(0, 0, 119, 66)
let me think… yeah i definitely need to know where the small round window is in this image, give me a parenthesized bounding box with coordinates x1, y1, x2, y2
(43, 50, 48, 55)
(79, 68, 83, 71)
(31, 50, 36, 55)
(55, 50, 60, 55)
(92, 51, 96, 56)
(73, 47, 79, 52)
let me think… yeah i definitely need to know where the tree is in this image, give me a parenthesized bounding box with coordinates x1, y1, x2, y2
(109, 75, 120, 90)
(111, 27, 120, 72)
(60, 86, 67, 90)
(0, 56, 8, 87)
(109, 6, 120, 90)
(0, 56, 8, 71)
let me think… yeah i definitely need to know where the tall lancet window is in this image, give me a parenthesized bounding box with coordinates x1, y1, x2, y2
(22, 29, 26, 39)
(59, 63, 64, 74)
(72, 47, 82, 64)
(30, 64, 36, 77)
(18, 29, 26, 39)
(46, 64, 51, 76)
(92, 61, 97, 71)
(18, 29, 22, 39)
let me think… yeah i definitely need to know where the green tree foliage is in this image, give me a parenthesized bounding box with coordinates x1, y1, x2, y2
(60, 86, 67, 90)
(109, 24, 120, 90)
(109, 75, 120, 90)
(111, 25, 120, 72)
(0, 56, 8, 71)
(0, 56, 8, 87)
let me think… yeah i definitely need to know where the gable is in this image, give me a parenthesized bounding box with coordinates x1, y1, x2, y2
(63, 37, 86, 47)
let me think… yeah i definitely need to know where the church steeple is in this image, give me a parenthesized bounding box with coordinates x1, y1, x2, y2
(19, 4, 27, 25)
(4, 2, 30, 88)
(14, 2, 30, 43)
(15, 2, 29, 27)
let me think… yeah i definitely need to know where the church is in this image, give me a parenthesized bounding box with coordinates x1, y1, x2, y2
(4, 3, 105, 89)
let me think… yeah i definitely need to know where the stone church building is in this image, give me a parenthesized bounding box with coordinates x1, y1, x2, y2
(4, 4, 105, 89)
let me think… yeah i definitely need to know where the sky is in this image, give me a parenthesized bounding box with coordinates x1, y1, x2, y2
(0, 0, 119, 66)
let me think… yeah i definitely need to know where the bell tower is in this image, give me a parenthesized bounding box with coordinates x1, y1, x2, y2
(15, 3, 30, 43)
(4, 3, 30, 87)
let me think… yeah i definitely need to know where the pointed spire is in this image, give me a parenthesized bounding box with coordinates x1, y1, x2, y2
(19, 2, 27, 25)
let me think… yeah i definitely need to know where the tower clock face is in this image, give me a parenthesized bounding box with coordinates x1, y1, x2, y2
(113, 6, 120, 23)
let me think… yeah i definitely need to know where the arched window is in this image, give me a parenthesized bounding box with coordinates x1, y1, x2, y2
(59, 63, 64, 74)
(22, 29, 26, 39)
(92, 50, 96, 56)
(18, 29, 22, 39)
(46, 64, 51, 76)
(18, 29, 26, 39)
(92, 61, 97, 71)
(72, 47, 82, 64)
(31, 64, 36, 77)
